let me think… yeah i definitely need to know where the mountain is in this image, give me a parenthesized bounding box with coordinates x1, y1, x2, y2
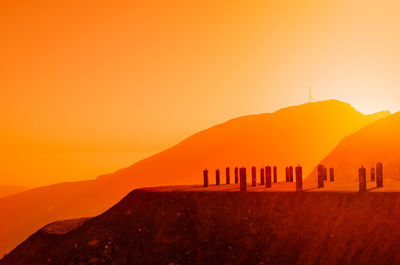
(308, 111, 400, 183)
(0, 186, 27, 198)
(3, 188, 400, 265)
(0, 100, 389, 255)
(102, 100, 389, 186)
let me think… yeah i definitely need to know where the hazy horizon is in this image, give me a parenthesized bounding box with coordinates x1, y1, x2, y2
(2, 0, 400, 186)
(0, 99, 391, 188)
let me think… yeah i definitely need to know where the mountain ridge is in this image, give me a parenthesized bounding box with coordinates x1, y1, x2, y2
(0, 100, 389, 255)
(308, 110, 400, 182)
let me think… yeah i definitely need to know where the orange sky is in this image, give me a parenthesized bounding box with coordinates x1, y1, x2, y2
(1, 0, 400, 187)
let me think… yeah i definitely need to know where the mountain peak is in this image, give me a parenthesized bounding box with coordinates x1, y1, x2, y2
(0, 100, 390, 255)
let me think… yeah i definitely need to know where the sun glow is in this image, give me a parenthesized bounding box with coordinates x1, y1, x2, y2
(2, 0, 400, 186)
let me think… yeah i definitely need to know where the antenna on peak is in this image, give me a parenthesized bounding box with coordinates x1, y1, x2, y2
(308, 85, 312, 103)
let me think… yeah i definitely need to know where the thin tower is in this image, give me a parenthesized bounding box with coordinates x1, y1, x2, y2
(308, 85, 312, 102)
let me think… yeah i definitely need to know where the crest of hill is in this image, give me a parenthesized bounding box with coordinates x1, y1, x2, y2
(0, 100, 389, 256)
(309, 111, 400, 183)
(100, 100, 388, 187)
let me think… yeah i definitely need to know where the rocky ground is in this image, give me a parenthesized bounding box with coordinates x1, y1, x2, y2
(2, 184, 400, 265)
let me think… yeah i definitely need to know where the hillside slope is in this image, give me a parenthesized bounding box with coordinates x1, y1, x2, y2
(308, 111, 400, 183)
(0, 100, 389, 255)
(3, 189, 400, 265)
(103, 100, 389, 186)
(0, 186, 27, 198)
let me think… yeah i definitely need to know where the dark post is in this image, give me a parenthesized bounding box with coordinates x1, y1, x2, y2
(329, 167, 334, 182)
(226, 167, 230, 184)
(265, 166, 272, 188)
(251, 166, 257, 187)
(317, 164, 324, 188)
(240, 167, 247, 191)
(203, 169, 208, 187)
(273, 166, 277, 183)
(323, 166, 327, 181)
(376, 162, 383, 188)
(289, 166, 294, 182)
(370, 167, 375, 182)
(285, 167, 289, 182)
(295, 165, 303, 192)
(216, 169, 220, 185)
(234, 167, 239, 184)
(260, 167, 265, 185)
(359, 166, 367, 192)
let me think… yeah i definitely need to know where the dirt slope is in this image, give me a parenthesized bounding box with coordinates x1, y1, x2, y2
(3, 188, 400, 265)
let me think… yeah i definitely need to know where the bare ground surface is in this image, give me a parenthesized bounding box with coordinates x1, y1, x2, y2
(2, 183, 400, 265)
(145, 178, 400, 192)
(40, 218, 92, 235)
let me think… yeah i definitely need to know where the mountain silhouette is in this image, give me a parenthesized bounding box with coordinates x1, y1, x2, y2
(0, 100, 389, 255)
(309, 111, 400, 183)
(0, 186, 27, 199)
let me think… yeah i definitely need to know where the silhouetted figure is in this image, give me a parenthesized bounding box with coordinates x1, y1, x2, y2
(376, 162, 383, 188)
(359, 166, 367, 192)
(295, 165, 303, 192)
(216, 169, 220, 185)
(329, 167, 334, 182)
(203, 169, 208, 187)
(317, 164, 324, 188)
(370, 167, 375, 182)
(226, 167, 230, 184)
(240, 167, 247, 191)
(289, 166, 294, 182)
(251, 166, 257, 187)
(273, 166, 277, 183)
(260, 167, 265, 185)
(265, 166, 272, 188)
(234, 167, 239, 184)
(323, 166, 327, 181)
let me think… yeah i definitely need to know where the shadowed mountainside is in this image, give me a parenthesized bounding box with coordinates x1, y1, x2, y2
(3, 188, 400, 265)
(308, 111, 400, 183)
(0, 100, 389, 255)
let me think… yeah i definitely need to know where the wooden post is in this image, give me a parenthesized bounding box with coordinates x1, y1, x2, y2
(251, 166, 257, 187)
(289, 166, 294, 182)
(234, 167, 239, 184)
(273, 166, 277, 183)
(226, 167, 230, 184)
(260, 167, 265, 185)
(203, 169, 208, 187)
(295, 165, 303, 192)
(359, 166, 367, 192)
(285, 167, 289, 182)
(370, 167, 375, 182)
(376, 162, 383, 188)
(329, 167, 334, 182)
(317, 164, 324, 188)
(265, 166, 272, 188)
(216, 169, 220, 185)
(240, 167, 247, 191)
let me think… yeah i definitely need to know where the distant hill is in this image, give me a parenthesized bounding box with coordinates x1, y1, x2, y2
(308, 111, 400, 183)
(3, 189, 400, 265)
(102, 100, 389, 187)
(0, 186, 27, 198)
(0, 100, 389, 255)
